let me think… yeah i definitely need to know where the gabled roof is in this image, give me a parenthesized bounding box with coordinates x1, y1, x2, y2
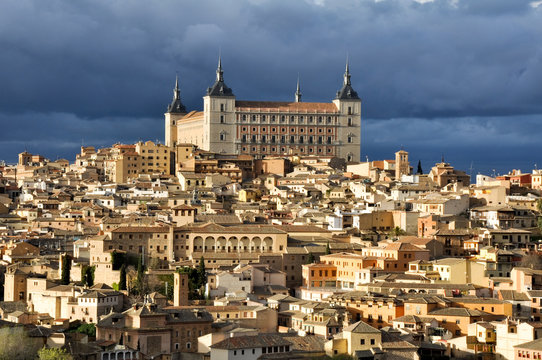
(343, 320, 380, 334)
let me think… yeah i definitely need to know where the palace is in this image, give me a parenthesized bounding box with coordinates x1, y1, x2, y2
(164, 57, 362, 162)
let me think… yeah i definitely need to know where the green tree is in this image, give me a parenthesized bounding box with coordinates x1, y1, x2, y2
(110, 250, 126, 270)
(325, 242, 331, 255)
(81, 265, 95, 287)
(197, 256, 207, 290)
(307, 252, 315, 264)
(135, 255, 145, 295)
(76, 323, 96, 337)
(38, 347, 73, 360)
(119, 264, 127, 290)
(389, 226, 406, 239)
(416, 160, 423, 175)
(0, 327, 41, 360)
(537, 198, 542, 213)
(157, 274, 174, 300)
(61, 254, 71, 285)
(178, 266, 204, 300)
(329, 157, 347, 171)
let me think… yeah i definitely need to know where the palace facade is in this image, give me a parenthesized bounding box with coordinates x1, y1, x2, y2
(165, 58, 362, 162)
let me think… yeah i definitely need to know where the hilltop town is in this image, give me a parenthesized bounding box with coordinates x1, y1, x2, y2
(1, 141, 542, 360)
(0, 66, 541, 360)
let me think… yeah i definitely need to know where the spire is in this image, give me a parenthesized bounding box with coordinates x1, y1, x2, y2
(216, 53, 224, 82)
(295, 75, 302, 103)
(167, 73, 187, 113)
(344, 56, 351, 86)
(173, 73, 180, 101)
(207, 52, 234, 97)
(335, 55, 359, 100)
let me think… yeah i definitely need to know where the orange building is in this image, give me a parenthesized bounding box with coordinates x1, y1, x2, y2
(327, 292, 404, 329)
(302, 263, 337, 288)
(313, 243, 430, 289)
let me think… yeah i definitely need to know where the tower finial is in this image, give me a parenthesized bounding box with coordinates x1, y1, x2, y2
(344, 54, 351, 86)
(173, 72, 180, 100)
(295, 74, 302, 103)
(216, 50, 223, 82)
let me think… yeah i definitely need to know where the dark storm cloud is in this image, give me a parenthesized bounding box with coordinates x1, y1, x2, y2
(0, 112, 160, 163)
(0, 0, 541, 172)
(363, 115, 542, 175)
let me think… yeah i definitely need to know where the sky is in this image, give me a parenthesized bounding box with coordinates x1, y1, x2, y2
(0, 0, 541, 176)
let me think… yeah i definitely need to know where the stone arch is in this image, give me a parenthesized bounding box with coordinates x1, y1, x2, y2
(193, 236, 204, 252)
(216, 236, 227, 252)
(240, 236, 250, 252)
(228, 236, 239, 252)
(204, 236, 215, 252)
(262, 237, 273, 252)
(251, 236, 262, 252)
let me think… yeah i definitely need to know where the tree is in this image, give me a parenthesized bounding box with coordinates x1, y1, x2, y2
(81, 265, 95, 287)
(389, 226, 406, 239)
(119, 264, 127, 291)
(38, 347, 73, 360)
(149, 257, 163, 270)
(307, 252, 316, 264)
(325, 242, 331, 255)
(329, 157, 347, 171)
(417, 160, 423, 175)
(520, 253, 542, 270)
(197, 256, 207, 289)
(0, 327, 41, 360)
(76, 323, 96, 338)
(110, 250, 126, 270)
(178, 266, 205, 300)
(135, 255, 145, 295)
(61, 254, 71, 285)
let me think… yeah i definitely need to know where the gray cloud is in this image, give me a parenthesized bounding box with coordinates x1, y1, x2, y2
(0, 0, 541, 173)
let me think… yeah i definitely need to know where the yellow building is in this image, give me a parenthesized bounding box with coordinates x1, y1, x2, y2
(135, 140, 172, 175)
(104, 141, 172, 183)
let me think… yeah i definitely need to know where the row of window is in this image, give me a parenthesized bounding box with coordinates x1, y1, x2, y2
(241, 135, 339, 145)
(140, 149, 168, 153)
(241, 114, 336, 124)
(241, 146, 335, 155)
(241, 126, 334, 134)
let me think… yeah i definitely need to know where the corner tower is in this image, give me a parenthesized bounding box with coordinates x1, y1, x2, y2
(333, 59, 361, 162)
(165, 74, 187, 148)
(202, 55, 236, 154)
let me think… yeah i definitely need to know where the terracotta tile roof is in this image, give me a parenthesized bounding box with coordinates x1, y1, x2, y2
(179, 111, 204, 121)
(384, 242, 427, 252)
(111, 226, 170, 233)
(235, 101, 339, 113)
(211, 334, 292, 350)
